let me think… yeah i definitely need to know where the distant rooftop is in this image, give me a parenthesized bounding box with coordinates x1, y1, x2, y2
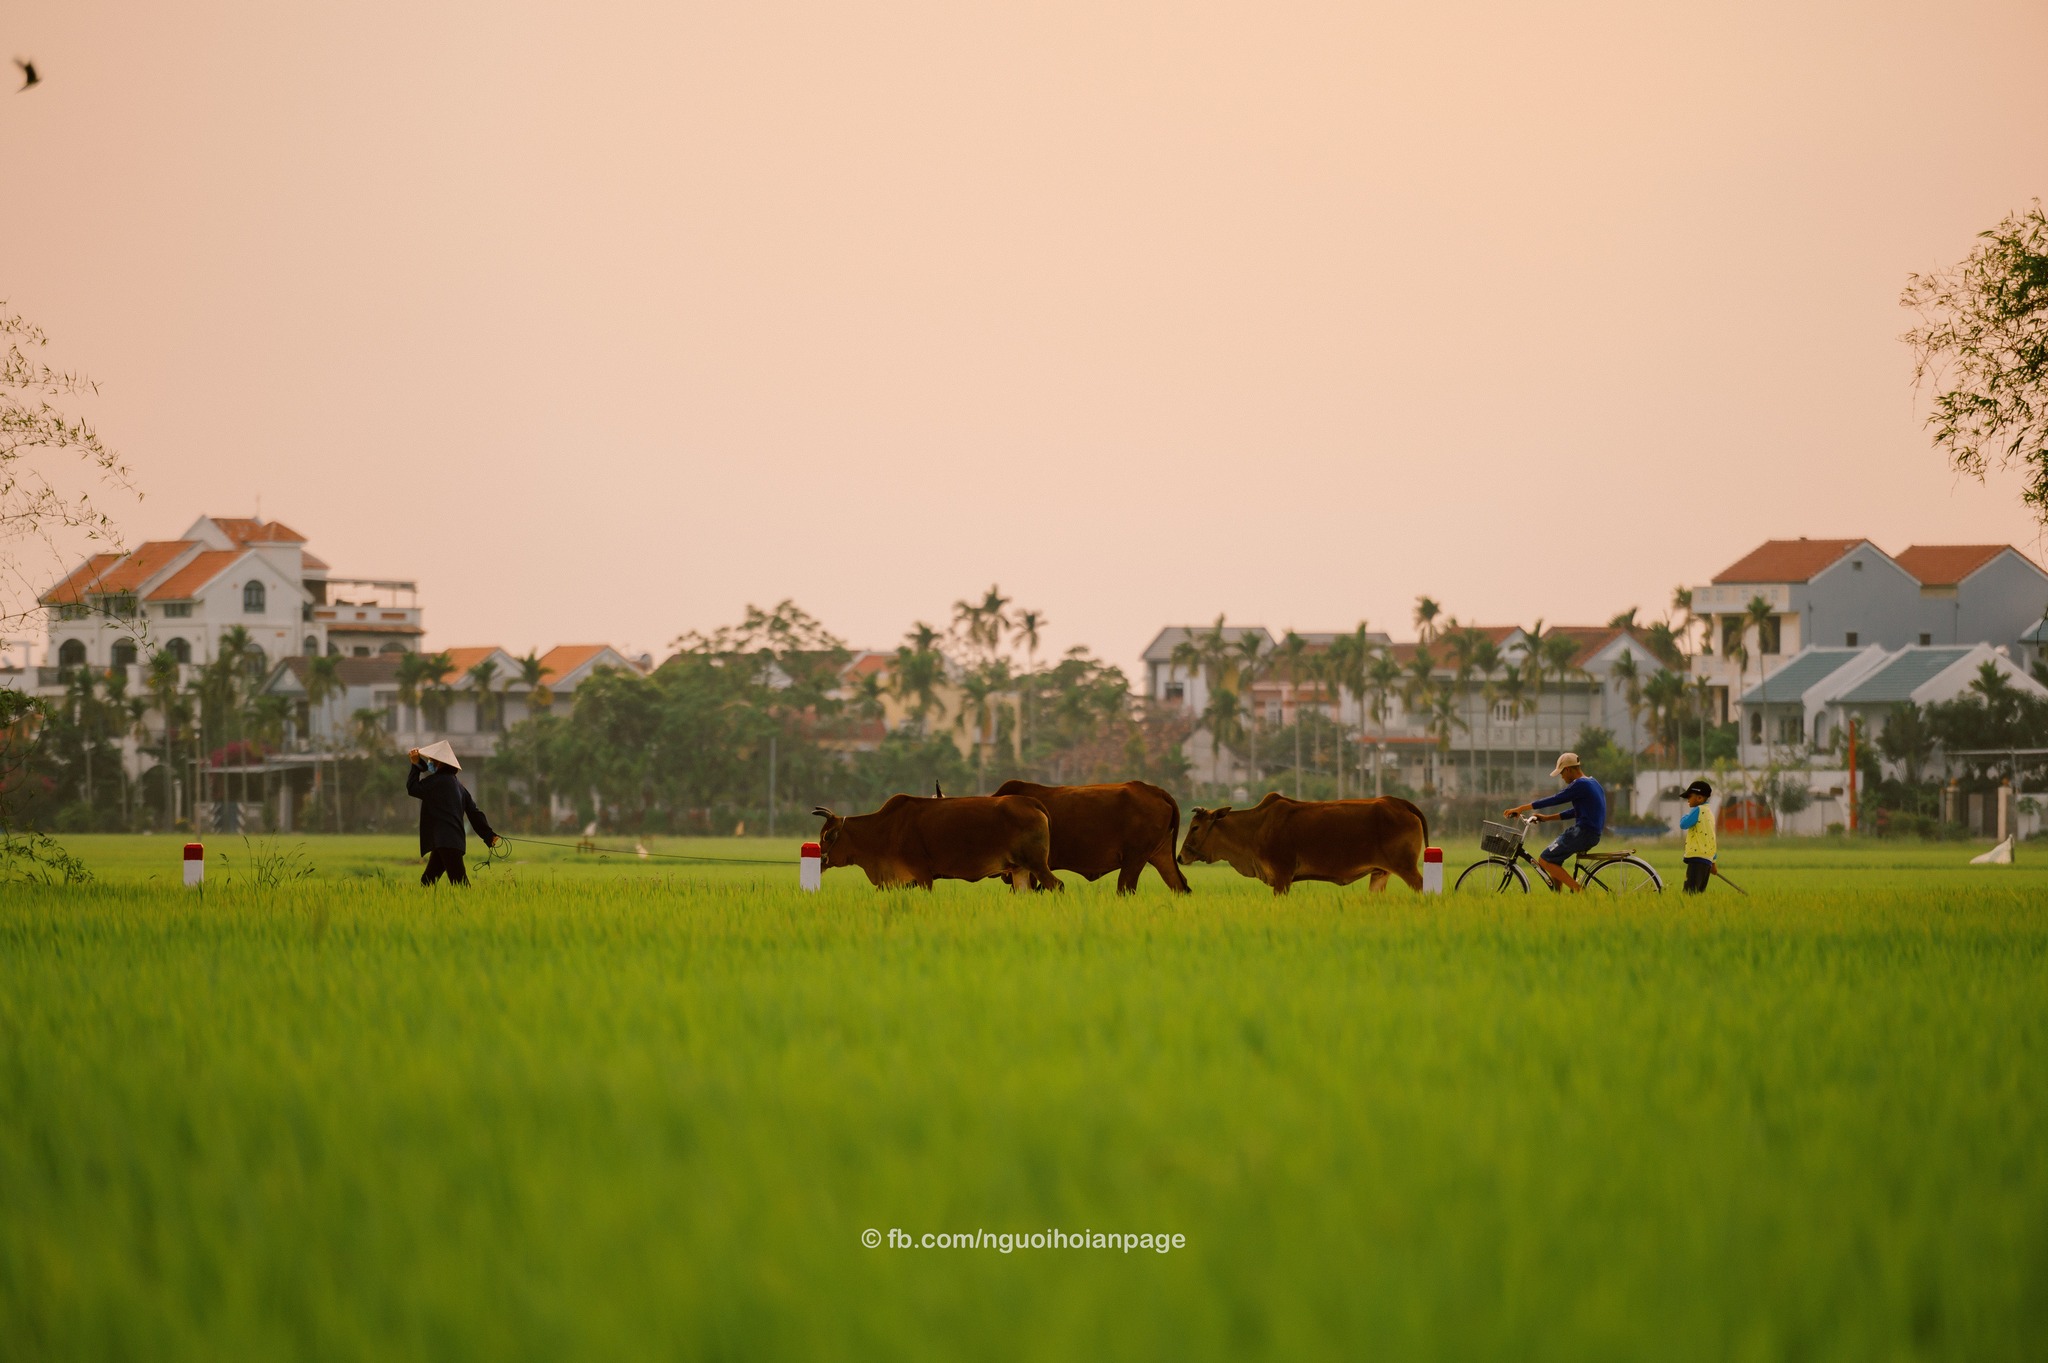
(1891, 544, 2020, 586)
(1836, 648, 1974, 705)
(1711, 539, 1864, 584)
(1738, 648, 1866, 706)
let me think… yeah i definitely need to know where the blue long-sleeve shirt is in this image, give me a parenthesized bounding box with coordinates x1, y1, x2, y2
(1532, 776, 1606, 836)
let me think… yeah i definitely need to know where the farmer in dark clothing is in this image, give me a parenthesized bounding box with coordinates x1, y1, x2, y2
(1505, 751, 1607, 894)
(406, 740, 499, 886)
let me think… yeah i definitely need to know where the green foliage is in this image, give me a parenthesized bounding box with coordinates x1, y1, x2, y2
(1570, 726, 1634, 793)
(1903, 200, 2048, 524)
(3, 848, 2046, 1358)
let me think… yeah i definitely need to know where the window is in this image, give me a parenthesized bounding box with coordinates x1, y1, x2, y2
(302, 635, 318, 656)
(353, 646, 370, 658)
(111, 640, 137, 670)
(243, 581, 266, 613)
(1749, 710, 1763, 743)
(241, 644, 267, 677)
(1758, 616, 1781, 655)
(162, 601, 192, 618)
(1722, 617, 1744, 655)
(1844, 631, 1857, 647)
(57, 603, 88, 621)
(1918, 633, 1931, 647)
(58, 639, 87, 670)
(1164, 681, 1185, 703)
(1852, 559, 1863, 571)
(165, 637, 191, 664)
(1777, 714, 1803, 744)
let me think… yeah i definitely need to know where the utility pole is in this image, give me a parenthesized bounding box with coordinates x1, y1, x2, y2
(1846, 718, 1858, 834)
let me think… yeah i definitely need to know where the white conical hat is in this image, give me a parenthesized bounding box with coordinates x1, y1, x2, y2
(417, 739, 461, 770)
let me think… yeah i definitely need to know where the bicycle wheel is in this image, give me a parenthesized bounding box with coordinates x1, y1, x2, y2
(1455, 857, 1529, 893)
(1584, 856, 1664, 895)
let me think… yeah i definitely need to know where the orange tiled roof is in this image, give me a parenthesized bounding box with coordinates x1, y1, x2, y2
(145, 549, 244, 601)
(1711, 538, 1864, 584)
(1893, 544, 2014, 586)
(539, 644, 640, 678)
(91, 541, 198, 594)
(300, 551, 330, 571)
(440, 647, 507, 680)
(40, 552, 124, 605)
(211, 517, 307, 545)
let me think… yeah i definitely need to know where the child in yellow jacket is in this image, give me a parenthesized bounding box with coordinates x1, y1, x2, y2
(1679, 779, 1716, 894)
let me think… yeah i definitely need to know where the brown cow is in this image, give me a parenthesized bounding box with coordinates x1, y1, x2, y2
(810, 794, 1063, 891)
(991, 780, 1190, 893)
(1177, 793, 1429, 894)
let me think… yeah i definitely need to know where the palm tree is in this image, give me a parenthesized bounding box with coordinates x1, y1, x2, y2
(952, 585, 1011, 662)
(1401, 644, 1435, 733)
(467, 659, 503, 733)
(1495, 661, 1529, 788)
(146, 648, 184, 828)
(1470, 636, 1503, 795)
(1234, 631, 1270, 792)
(102, 663, 139, 825)
(1345, 626, 1381, 793)
(395, 650, 432, 734)
(1642, 670, 1686, 767)
(890, 625, 947, 736)
(1542, 632, 1583, 757)
(1521, 621, 1549, 769)
(248, 693, 291, 828)
(63, 666, 100, 813)
(123, 696, 150, 829)
(304, 654, 343, 831)
(1014, 607, 1045, 769)
(1426, 681, 1468, 793)
(1319, 633, 1356, 798)
(1670, 586, 1698, 660)
(1413, 596, 1443, 645)
(1445, 627, 1486, 794)
(1276, 631, 1311, 796)
(1611, 649, 1643, 792)
(1744, 595, 1776, 764)
(1691, 673, 1715, 768)
(1365, 650, 1402, 797)
(417, 651, 456, 733)
(954, 660, 1011, 792)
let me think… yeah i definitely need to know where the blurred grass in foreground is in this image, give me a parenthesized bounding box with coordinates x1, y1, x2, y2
(2, 840, 2045, 1360)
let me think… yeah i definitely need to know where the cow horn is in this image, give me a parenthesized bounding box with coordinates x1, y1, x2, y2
(810, 806, 836, 819)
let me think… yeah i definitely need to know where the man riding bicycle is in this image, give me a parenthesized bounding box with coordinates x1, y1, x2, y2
(1504, 751, 1606, 893)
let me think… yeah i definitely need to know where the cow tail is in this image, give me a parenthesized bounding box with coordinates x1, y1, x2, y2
(1394, 797, 1429, 849)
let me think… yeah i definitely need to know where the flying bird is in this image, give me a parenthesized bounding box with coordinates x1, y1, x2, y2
(15, 58, 37, 91)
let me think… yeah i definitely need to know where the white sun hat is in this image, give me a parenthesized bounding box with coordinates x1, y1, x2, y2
(416, 739, 461, 770)
(1551, 751, 1581, 777)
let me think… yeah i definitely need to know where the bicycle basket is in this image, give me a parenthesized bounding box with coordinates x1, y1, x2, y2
(1478, 821, 1525, 857)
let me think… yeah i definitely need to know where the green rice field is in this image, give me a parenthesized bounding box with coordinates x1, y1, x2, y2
(4, 833, 2046, 1360)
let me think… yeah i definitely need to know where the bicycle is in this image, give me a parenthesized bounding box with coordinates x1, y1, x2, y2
(1455, 813, 1664, 895)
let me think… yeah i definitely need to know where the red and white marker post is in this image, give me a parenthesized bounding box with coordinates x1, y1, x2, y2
(183, 841, 205, 888)
(799, 841, 822, 892)
(1421, 846, 1443, 894)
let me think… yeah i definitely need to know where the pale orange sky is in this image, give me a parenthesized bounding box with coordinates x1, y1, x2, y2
(6, 1, 2046, 674)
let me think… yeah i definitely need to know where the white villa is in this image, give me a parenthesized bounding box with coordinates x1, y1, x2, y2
(1684, 538, 2048, 721)
(29, 513, 422, 681)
